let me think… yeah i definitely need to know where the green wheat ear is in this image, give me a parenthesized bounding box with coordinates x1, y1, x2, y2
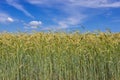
(0, 32, 120, 80)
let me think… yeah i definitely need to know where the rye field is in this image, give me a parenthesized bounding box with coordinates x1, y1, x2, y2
(0, 32, 120, 80)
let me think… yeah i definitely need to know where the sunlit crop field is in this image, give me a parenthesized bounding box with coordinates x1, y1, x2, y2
(0, 32, 120, 80)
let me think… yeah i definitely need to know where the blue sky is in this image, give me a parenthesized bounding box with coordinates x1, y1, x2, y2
(0, 0, 120, 32)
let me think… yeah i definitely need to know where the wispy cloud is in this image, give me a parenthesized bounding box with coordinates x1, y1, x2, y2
(57, 14, 86, 29)
(0, 13, 14, 23)
(25, 0, 120, 31)
(26, 0, 88, 29)
(6, 0, 34, 18)
(26, 0, 120, 8)
(40, 15, 86, 31)
(100, 2, 120, 8)
(69, 0, 120, 8)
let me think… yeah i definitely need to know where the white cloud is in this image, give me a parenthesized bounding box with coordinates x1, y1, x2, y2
(25, 20, 42, 29)
(0, 13, 14, 23)
(7, 17, 14, 22)
(6, 0, 34, 18)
